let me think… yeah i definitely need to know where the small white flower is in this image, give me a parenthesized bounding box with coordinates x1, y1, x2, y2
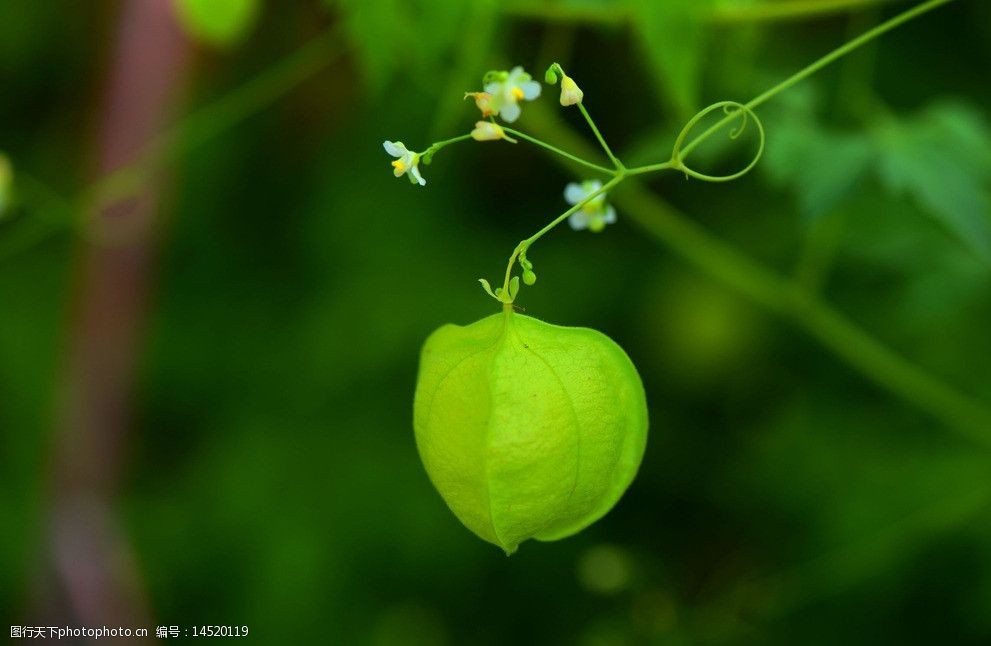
(564, 180, 617, 232)
(470, 121, 516, 143)
(383, 140, 425, 186)
(484, 66, 541, 123)
(559, 75, 583, 106)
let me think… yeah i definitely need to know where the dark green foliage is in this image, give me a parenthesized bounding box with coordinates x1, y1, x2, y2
(765, 91, 991, 262)
(1, 0, 990, 643)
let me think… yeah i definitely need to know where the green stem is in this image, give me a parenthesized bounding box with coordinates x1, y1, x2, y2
(1, 26, 347, 264)
(422, 134, 473, 160)
(626, 161, 674, 176)
(501, 175, 623, 294)
(752, 0, 952, 110)
(156, 27, 344, 161)
(91, 26, 346, 206)
(501, 126, 615, 175)
(712, 0, 904, 24)
(577, 103, 625, 170)
(502, 0, 904, 25)
(615, 179, 991, 445)
(495, 0, 956, 310)
(794, 209, 848, 293)
(518, 78, 991, 443)
(493, 0, 986, 440)
(0, 173, 77, 260)
(678, 0, 955, 161)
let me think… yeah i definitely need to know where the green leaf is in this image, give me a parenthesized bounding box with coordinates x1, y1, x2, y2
(330, 0, 473, 96)
(874, 100, 991, 264)
(760, 83, 871, 220)
(478, 278, 499, 301)
(632, 0, 710, 120)
(413, 311, 648, 554)
(763, 119, 873, 221)
(333, 0, 411, 93)
(173, 0, 261, 47)
(764, 96, 991, 262)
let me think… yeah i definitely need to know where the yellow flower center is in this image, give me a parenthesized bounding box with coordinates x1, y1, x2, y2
(511, 86, 525, 100)
(391, 159, 406, 172)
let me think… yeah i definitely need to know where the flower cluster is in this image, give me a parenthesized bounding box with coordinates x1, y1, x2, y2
(384, 66, 544, 188)
(382, 63, 615, 235)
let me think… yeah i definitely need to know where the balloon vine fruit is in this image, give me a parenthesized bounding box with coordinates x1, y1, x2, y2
(413, 307, 648, 554)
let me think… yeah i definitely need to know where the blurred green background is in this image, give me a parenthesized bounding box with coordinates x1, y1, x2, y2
(2, 0, 991, 643)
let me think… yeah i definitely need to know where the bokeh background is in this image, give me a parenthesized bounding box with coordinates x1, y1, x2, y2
(2, 0, 991, 643)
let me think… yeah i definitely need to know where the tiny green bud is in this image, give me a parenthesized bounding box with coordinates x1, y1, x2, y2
(544, 66, 558, 84)
(523, 269, 537, 285)
(483, 70, 508, 84)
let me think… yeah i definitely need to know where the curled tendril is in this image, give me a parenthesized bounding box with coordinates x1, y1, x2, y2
(725, 103, 748, 139)
(669, 101, 765, 183)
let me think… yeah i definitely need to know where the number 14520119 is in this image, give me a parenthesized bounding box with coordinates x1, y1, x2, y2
(192, 626, 249, 637)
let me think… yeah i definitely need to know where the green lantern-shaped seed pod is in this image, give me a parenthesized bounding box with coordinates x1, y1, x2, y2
(413, 307, 648, 554)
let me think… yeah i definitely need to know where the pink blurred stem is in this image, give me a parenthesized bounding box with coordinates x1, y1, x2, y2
(44, 0, 191, 630)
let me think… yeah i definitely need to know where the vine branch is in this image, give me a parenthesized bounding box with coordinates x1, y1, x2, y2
(521, 97, 991, 445)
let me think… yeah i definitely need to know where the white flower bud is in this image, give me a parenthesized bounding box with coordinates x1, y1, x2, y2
(559, 75, 583, 106)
